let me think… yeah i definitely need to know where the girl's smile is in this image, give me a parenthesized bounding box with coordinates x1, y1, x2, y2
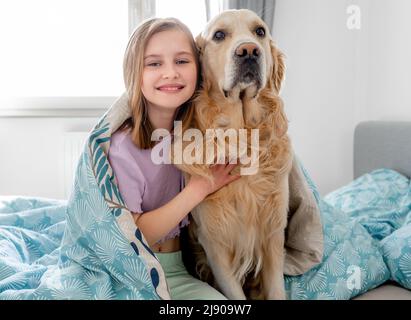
(156, 83, 186, 93)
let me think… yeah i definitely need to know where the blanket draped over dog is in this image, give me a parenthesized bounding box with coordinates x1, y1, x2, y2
(1, 94, 410, 299)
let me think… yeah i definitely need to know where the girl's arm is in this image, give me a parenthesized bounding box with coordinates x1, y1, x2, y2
(133, 163, 240, 246)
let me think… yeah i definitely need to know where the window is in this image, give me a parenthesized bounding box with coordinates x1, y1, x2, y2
(0, 0, 224, 115)
(155, 0, 225, 36)
(155, 0, 207, 37)
(0, 0, 128, 113)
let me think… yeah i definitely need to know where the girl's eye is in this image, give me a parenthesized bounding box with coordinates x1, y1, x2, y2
(147, 62, 161, 67)
(176, 60, 189, 65)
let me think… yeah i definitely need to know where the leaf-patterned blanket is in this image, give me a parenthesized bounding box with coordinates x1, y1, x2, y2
(1, 94, 410, 299)
(0, 94, 170, 300)
(284, 167, 411, 299)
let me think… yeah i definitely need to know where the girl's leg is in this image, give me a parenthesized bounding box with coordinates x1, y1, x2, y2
(167, 272, 227, 300)
(156, 251, 227, 300)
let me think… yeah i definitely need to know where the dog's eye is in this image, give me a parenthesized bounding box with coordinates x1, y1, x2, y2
(256, 27, 265, 37)
(213, 30, 225, 41)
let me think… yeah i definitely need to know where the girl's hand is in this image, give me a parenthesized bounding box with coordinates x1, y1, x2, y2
(187, 162, 241, 200)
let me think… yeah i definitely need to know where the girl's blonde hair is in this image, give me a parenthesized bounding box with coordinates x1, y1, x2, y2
(122, 17, 200, 149)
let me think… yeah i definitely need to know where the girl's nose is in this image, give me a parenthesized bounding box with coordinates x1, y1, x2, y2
(162, 63, 180, 79)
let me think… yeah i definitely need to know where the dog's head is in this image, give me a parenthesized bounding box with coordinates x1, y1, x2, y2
(196, 9, 285, 98)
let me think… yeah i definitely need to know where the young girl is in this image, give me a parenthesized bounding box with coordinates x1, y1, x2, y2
(108, 18, 240, 300)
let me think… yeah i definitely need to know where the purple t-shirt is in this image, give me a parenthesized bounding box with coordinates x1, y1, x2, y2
(108, 128, 189, 244)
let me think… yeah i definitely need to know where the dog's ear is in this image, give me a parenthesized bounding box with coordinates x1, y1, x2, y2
(195, 33, 205, 57)
(270, 41, 285, 93)
(195, 33, 209, 90)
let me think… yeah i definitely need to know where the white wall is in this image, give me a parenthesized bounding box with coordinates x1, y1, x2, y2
(363, 0, 411, 121)
(273, 0, 411, 195)
(0, 117, 99, 200)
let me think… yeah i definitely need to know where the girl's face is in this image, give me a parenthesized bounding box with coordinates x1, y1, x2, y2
(142, 29, 197, 113)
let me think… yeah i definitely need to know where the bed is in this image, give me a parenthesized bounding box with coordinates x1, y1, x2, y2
(351, 121, 411, 299)
(0, 120, 410, 300)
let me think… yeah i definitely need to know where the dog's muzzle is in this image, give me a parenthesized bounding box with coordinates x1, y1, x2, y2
(233, 42, 262, 88)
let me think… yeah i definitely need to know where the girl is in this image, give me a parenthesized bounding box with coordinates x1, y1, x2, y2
(108, 18, 240, 300)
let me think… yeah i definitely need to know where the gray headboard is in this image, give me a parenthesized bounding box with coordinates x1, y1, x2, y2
(354, 121, 411, 179)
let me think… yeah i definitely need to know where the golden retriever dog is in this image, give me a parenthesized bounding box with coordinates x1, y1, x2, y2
(175, 9, 293, 300)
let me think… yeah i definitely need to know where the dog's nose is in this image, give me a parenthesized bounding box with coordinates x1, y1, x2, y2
(235, 42, 260, 58)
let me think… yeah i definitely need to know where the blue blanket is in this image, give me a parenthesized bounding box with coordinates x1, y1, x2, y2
(0, 95, 170, 300)
(324, 169, 411, 293)
(285, 167, 411, 299)
(1, 97, 410, 299)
